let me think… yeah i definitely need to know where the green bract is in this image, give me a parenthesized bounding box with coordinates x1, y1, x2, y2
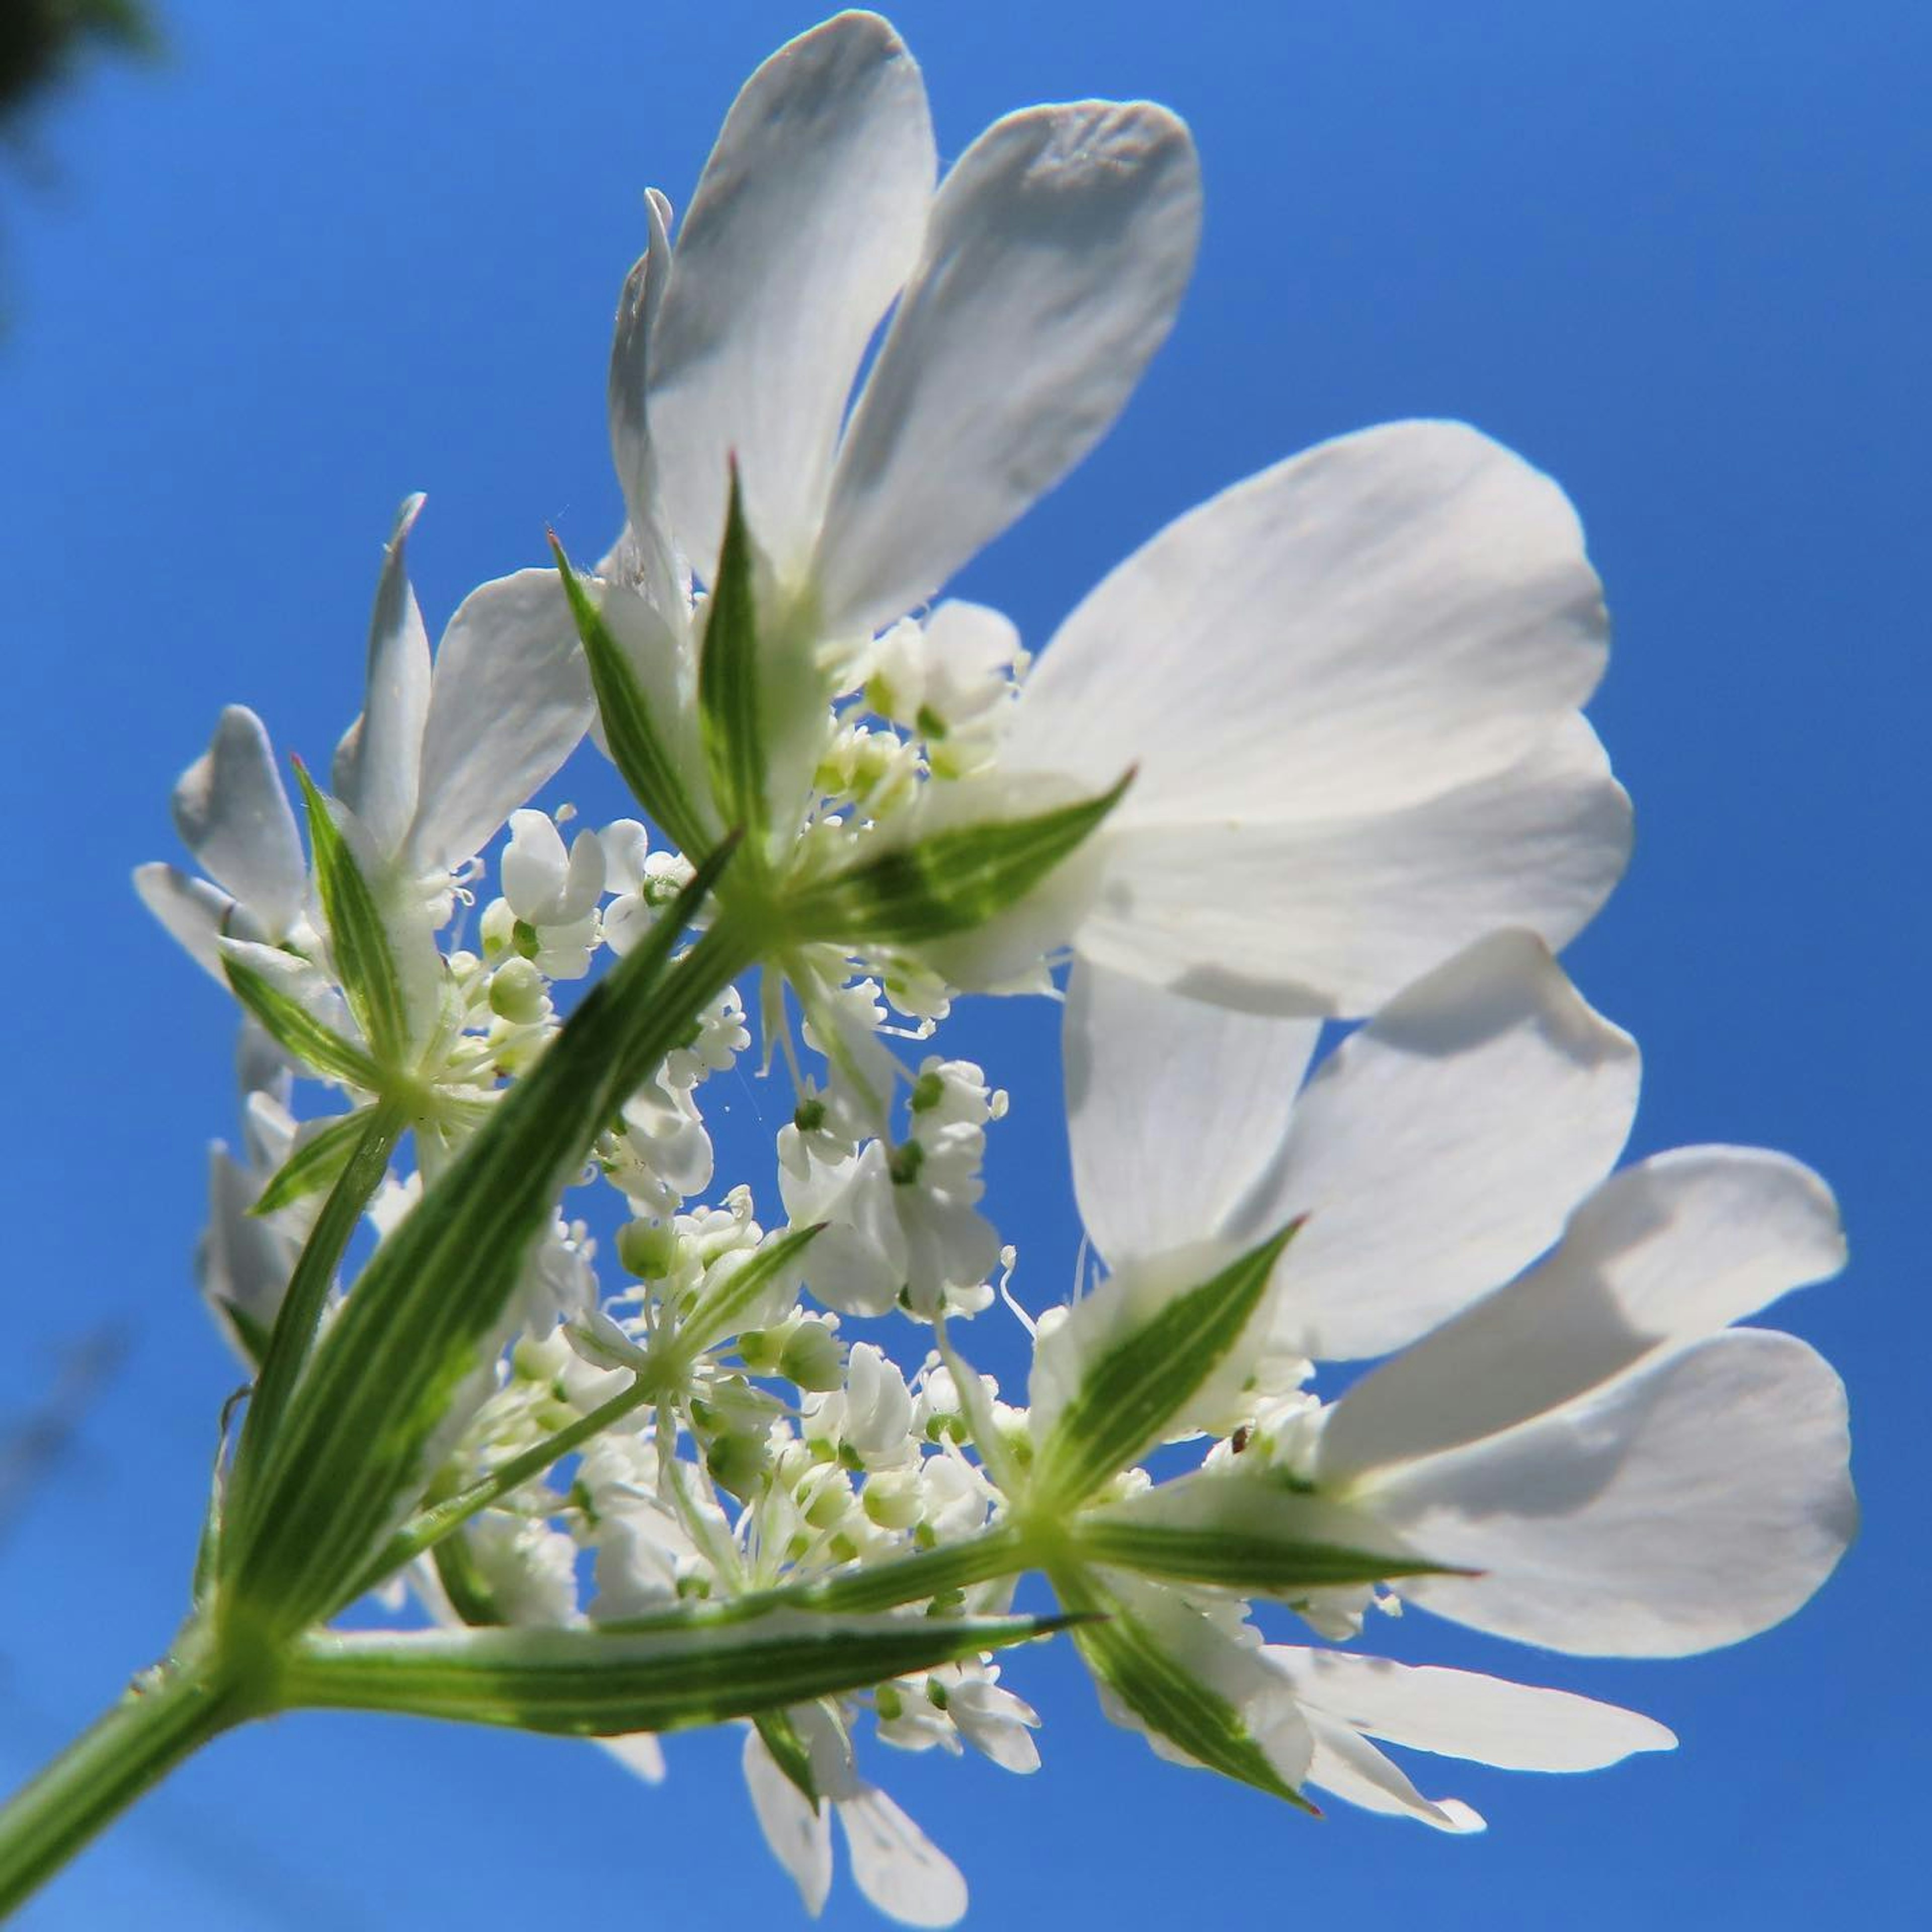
(1029, 1222, 1300, 1514)
(294, 761, 417, 1068)
(549, 536, 711, 860)
(784, 771, 1133, 948)
(280, 1609, 1070, 1738)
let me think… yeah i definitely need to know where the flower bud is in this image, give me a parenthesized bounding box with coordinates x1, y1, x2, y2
(489, 956, 548, 1024)
(779, 1319, 845, 1392)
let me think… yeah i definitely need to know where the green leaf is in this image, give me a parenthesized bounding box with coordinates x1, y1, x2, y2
(1059, 1568, 1315, 1812)
(785, 771, 1132, 947)
(222, 958, 382, 1090)
(221, 848, 749, 1638)
(1031, 1223, 1301, 1513)
(250, 1109, 371, 1217)
(279, 1609, 1073, 1738)
(549, 535, 710, 858)
(1074, 1476, 1458, 1596)
(293, 761, 413, 1067)
(696, 465, 768, 844)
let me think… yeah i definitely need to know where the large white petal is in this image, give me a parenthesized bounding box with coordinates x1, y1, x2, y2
(1071, 713, 1632, 1017)
(1268, 1648, 1674, 1771)
(1249, 932, 1638, 1361)
(134, 862, 235, 981)
(647, 13, 935, 582)
(170, 706, 306, 936)
(838, 1788, 968, 1929)
(1064, 958, 1319, 1268)
(1005, 422, 1606, 823)
(1363, 1329, 1857, 1656)
(407, 569, 594, 873)
(815, 100, 1200, 637)
(742, 1728, 833, 1917)
(1318, 1146, 1845, 1482)
(333, 495, 431, 857)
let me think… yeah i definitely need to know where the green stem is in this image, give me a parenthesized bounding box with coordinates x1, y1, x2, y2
(0, 1637, 247, 1917)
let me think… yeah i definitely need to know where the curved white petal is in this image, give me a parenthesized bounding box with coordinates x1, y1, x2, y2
(1007, 422, 1606, 824)
(408, 569, 594, 873)
(1251, 932, 1639, 1361)
(1301, 1708, 1482, 1831)
(647, 13, 935, 581)
(134, 862, 236, 980)
(334, 494, 431, 856)
(1072, 713, 1633, 1017)
(839, 1788, 968, 1929)
(1364, 1329, 1857, 1656)
(500, 810, 570, 922)
(1064, 958, 1319, 1268)
(816, 99, 1200, 636)
(171, 706, 306, 936)
(603, 189, 685, 618)
(1268, 1649, 1675, 1771)
(598, 1731, 667, 1785)
(742, 1728, 833, 1917)
(1318, 1146, 1846, 1482)
(200, 1143, 297, 1342)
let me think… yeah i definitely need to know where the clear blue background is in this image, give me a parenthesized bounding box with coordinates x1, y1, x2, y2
(2, 2, 1924, 1924)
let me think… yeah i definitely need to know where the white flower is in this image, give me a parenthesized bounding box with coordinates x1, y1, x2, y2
(743, 1708, 967, 1927)
(931, 422, 1631, 1013)
(589, 9, 1201, 856)
(139, 496, 591, 983)
(493, 808, 605, 980)
(635, 11, 1200, 645)
(1063, 928, 1856, 1657)
(778, 1130, 999, 1320)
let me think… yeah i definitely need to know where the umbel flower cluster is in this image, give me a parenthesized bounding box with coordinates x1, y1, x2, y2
(0, 12, 1854, 1926)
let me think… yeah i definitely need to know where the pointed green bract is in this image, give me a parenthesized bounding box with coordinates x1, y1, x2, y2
(785, 772, 1132, 946)
(548, 535, 710, 859)
(697, 468, 770, 845)
(250, 1109, 372, 1216)
(755, 1709, 822, 1808)
(220, 849, 748, 1637)
(1067, 1584, 1315, 1812)
(1075, 1477, 1455, 1595)
(222, 958, 382, 1091)
(1031, 1223, 1300, 1513)
(294, 762, 414, 1069)
(679, 1222, 826, 1356)
(280, 1611, 1071, 1737)
(225, 1101, 407, 1537)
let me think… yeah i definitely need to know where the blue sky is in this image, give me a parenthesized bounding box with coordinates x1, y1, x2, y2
(1, 2, 1924, 1924)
